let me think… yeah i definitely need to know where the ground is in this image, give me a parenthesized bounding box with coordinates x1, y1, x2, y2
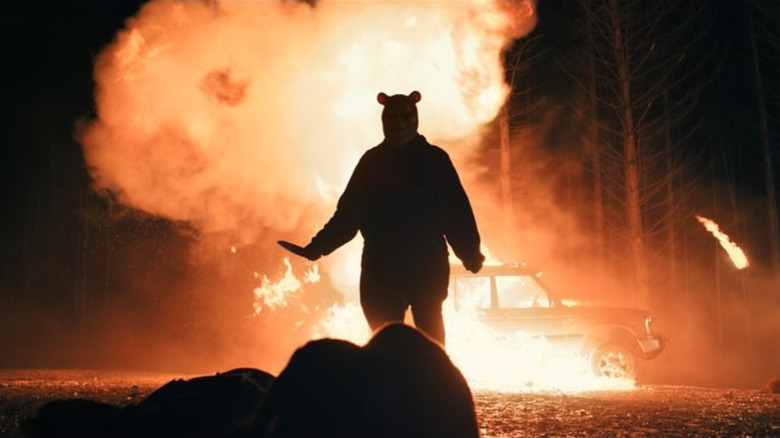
(0, 370, 778, 437)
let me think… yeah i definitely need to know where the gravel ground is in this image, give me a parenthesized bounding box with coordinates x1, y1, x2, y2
(1, 369, 778, 437)
(475, 386, 780, 437)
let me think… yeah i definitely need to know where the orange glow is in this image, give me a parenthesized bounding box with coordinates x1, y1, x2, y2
(695, 215, 749, 270)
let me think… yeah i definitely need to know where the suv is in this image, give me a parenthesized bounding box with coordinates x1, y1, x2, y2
(448, 263, 665, 379)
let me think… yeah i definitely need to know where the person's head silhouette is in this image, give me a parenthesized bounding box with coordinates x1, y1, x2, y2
(378, 91, 421, 146)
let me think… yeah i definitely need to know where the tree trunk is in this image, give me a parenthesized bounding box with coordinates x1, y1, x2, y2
(498, 104, 516, 258)
(748, 10, 780, 274)
(663, 91, 677, 299)
(586, 8, 605, 272)
(608, 0, 648, 305)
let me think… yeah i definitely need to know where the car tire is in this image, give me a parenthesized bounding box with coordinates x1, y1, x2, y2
(588, 344, 637, 379)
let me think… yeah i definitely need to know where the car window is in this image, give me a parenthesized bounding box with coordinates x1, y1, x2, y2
(495, 275, 550, 308)
(450, 277, 491, 309)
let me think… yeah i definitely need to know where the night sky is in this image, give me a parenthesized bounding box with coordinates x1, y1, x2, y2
(1, 0, 779, 386)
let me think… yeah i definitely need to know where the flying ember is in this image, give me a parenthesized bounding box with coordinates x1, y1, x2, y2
(695, 215, 750, 270)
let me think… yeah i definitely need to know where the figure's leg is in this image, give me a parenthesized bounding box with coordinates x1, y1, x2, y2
(409, 296, 445, 345)
(406, 252, 449, 345)
(360, 268, 406, 332)
(361, 293, 406, 332)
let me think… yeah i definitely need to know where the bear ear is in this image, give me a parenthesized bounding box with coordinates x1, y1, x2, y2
(409, 90, 421, 103)
(377, 92, 389, 105)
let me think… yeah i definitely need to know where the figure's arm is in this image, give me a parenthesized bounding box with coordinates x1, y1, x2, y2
(438, 154, 484, 273)
(303, 157, 366, 259)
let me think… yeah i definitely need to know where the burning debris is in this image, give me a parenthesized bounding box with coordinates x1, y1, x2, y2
(695, 215, 750, 269)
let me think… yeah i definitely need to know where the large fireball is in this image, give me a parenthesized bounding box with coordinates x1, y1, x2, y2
(82, 0, 536, 244)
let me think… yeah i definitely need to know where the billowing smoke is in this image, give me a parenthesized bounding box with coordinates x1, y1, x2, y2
(82, 0, 536, 244)
(79, 0, 537, 372)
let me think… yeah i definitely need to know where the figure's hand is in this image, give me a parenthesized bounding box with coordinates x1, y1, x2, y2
(278, 240, 321, 261)
(301, 243, 322, 261)
(464, 253, 485, 274)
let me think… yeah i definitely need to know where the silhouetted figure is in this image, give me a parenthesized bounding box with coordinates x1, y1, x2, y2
(253, 323, 479, 438)
(287, 91, 484, 344)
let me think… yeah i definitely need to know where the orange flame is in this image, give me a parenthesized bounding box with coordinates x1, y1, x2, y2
(253, 258, 320, 314)
(302, 248, 635, 393)
(311, 287, 634, 393)
(695, 215, 749, 270)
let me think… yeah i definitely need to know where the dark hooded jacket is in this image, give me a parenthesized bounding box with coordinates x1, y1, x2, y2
(308, 135, 481, 297)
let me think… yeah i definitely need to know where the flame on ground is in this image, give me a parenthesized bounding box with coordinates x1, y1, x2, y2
(314, 292, 634, 393)
(253, 258, 320, 314)
(268, 257, 635, 393)
(695, 215, 749, 270)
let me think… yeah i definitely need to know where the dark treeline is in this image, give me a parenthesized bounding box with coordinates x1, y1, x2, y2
(0, 1, 203, 369)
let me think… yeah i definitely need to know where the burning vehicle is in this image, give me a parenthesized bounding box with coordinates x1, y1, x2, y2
(448, 263, 665, 380)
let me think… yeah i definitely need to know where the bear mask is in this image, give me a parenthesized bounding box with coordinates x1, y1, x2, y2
(378, 91, 421, 146)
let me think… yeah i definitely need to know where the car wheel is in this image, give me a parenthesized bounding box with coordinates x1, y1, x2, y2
(589, 344, 637, 379)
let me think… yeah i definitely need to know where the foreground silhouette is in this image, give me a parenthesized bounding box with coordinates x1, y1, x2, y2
(253, 323, 478, 438)
(30, 324, 478, 438)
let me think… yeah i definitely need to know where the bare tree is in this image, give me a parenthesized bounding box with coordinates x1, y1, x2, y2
(747, 2, 780, 274)
(551, 0, 719, 305)
(498, 31, 550, 259)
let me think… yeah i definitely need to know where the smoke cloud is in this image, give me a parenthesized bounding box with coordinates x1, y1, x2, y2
(82, 0, 536, 244)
